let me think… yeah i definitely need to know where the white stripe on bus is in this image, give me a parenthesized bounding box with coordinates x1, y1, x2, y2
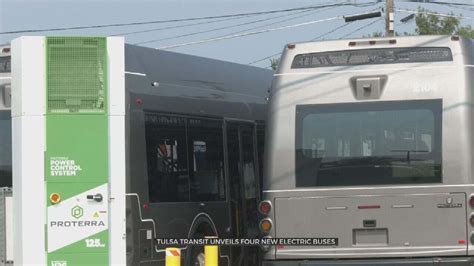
(125, 71, 147, 76)
(274, 65, 474, 76)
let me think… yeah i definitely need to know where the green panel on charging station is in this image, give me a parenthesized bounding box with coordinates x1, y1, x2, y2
(45, 37, 109, 266)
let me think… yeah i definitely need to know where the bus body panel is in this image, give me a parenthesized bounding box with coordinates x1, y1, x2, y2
(274, 193, 466, 258)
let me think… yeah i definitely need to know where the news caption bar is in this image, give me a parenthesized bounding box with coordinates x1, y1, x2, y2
(156, 238, 338, 246)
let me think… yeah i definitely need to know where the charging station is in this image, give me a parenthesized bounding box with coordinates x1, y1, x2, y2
(11, 36, 125, 265)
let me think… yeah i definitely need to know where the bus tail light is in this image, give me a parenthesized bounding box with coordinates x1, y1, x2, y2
(259, 200, 272, 215)
(260, 218, 273, 234)
(471, 233, 474, 244)
(470, 214, 474, 226)
(348, 39, 397, 47)
(469, 195, 474, 208)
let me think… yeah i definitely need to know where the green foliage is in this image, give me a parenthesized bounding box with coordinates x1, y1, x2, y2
(456, 25, 474, 39)
(415, 8, 474, 38)
(270, 58, 279, 71)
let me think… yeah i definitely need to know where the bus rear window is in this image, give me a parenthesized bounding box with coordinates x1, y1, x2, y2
(0, 111, 12, 187)
(291, 47, 452, 69)
(295, 100, 442, 187)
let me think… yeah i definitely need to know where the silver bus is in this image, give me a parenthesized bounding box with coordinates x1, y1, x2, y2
(260, 35, 474, 265)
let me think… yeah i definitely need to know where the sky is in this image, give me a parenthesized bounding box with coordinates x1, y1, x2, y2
(0, 0, 472, 68)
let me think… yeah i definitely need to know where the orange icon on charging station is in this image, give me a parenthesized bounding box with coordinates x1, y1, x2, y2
(50, 193, 61, 204)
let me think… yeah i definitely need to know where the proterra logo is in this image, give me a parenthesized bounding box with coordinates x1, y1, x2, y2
(50, 205, 105, 228)
(71, 206, 83, 219)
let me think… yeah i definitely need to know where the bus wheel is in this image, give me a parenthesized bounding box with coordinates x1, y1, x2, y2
(194, 252, 205, 266)
(188, 234, 205, 266)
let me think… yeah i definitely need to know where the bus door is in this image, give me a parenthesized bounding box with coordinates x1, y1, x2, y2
(226, 121, 260, 265)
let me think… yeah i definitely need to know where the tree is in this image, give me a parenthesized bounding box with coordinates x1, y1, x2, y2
(270, 58, 279, 71)
(415, 8, 474, 38)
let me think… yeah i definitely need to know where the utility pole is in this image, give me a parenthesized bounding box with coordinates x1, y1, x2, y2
(385, 0, 394, 36)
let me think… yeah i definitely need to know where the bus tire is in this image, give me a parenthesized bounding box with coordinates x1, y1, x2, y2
(185, 219, 216, 266)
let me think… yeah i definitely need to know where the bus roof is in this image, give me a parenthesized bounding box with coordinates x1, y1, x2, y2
(125, 44, 273, 121)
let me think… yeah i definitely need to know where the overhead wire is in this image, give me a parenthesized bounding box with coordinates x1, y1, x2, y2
(125, 2, 342, 39)
(111, 15, 254, 37)
(397, 0, 474, 12)
(135, 8, 318, 45)
(400, 1, 474, 7)
(153, 2, 382, 49)
(0, 2, 378, 35)
(134, 2, 353, 45)
(395, 8, 474, 20)
(211, 5, 341, 41)
(248, 4, 383, 66)
(156, 15, 344, 50)
(249, 22, 353, 66)
(262, 21, 360, 68)
(262, 17, 383, 69)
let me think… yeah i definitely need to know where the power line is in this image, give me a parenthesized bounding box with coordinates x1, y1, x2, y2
(262, 17, 383, 69)
(400, 1, 474, 7)
(219, 5, 341, 39)
(111, 15, 252, 37)
(141, 5, 339, 45)
(156, 15, 344, 50)
(444, 5, 474, 12)
(311, 21, 354, 40)
(125, 1, 341, 39)
(395, 8, 474, 20)
(398, 0, 474, 11)
(135, 8, 317, 45)
(0, 2, 377, 35)
(248, 22, 353, 66)
(156, 4, 385, 50)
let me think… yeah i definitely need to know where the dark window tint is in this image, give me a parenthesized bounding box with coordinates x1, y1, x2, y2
(241, 125, 257, 200)
(0, 57, 10, 73)
(145, 114, 225, 202)
(241, 124, 259, 237)
(256, 124, 265, 194)
(188, 119, 225, 201)
(292, 47, 452, 69)
(0, 111, 11, 187)
(227, 124, 242, 237)
(295, 100, 442, 187)
(145, 115, 189, 202)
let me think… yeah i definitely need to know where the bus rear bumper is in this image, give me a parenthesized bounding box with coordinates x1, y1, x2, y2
(262, 257, 474, 265)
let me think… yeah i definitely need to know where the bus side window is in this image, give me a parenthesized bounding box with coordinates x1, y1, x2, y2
(0, 111, 12, 187)
(256, 124, 265, 194)
(188, 119, 225, 202)
(145, 115, 190, 202)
